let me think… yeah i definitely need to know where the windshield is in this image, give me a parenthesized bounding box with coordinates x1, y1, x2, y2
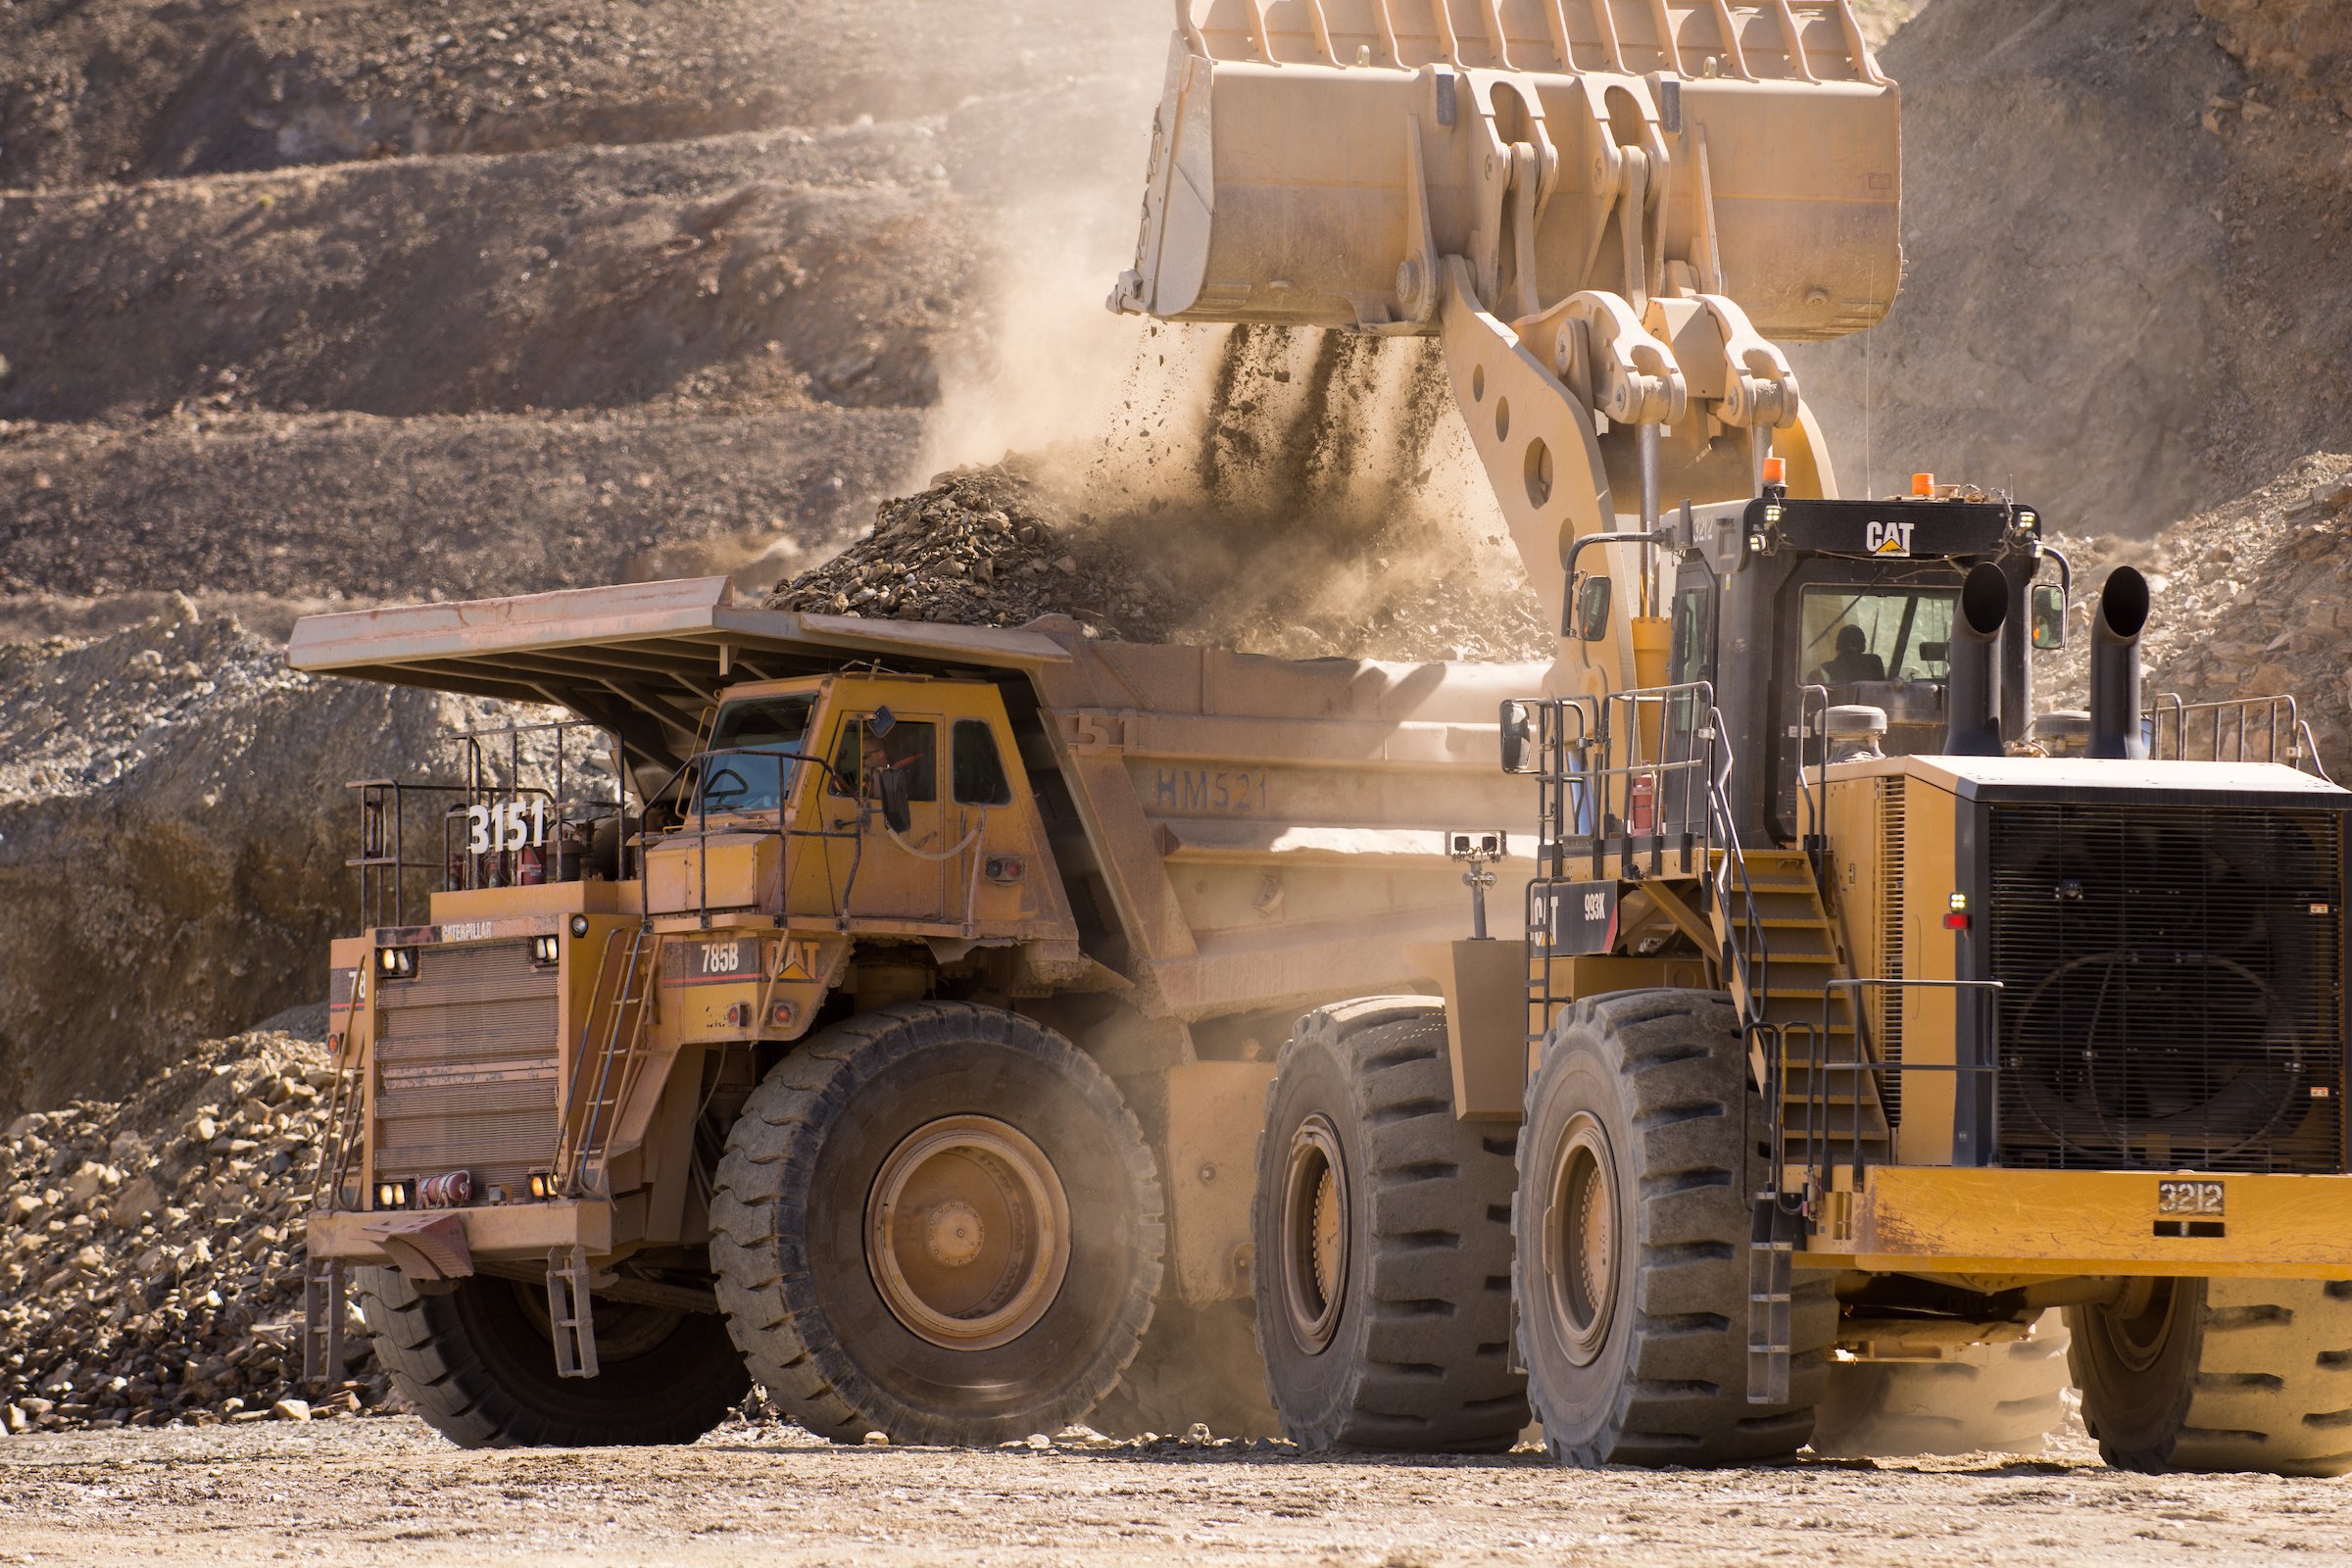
(1800, 586, 1959, 687)
(697, 695, 816, 813)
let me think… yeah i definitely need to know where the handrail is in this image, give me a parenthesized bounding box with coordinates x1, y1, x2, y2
(2144, 692, 2331, 780)
(1796, 681, 1831, 853)
(1520, 680, 1746, 1050)
(1764, 977, 2004, 1222)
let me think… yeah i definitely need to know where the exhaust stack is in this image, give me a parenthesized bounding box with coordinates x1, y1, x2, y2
(2088, 565, 2151, 760)
(1942, 563, 2008, 757)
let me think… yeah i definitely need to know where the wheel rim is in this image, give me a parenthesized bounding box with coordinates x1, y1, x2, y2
(1281, 1114, 1350, 1353)
(2100, 1276, 2180, 1373)
(1543, 1113, 1618, 1367)
(864, 1114, 1072, 1352)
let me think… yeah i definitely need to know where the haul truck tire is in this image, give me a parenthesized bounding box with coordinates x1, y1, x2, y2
(1516, 990, 1834, 1468)
(710, 1001, 1164, 1446)
(2069, 1277, 2352, 1477)
(1810, 1310, 2072, 1457)
(355, 1267, 749, 1448)
(1250, 998, 1529, 1452)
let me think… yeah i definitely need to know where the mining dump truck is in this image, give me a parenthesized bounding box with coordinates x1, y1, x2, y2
(286, 584, 1543, 1447)
(1107, 0, 2352, 1474)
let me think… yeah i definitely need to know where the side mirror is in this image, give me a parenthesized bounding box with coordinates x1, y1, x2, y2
(2031, 583, 2066, 651)
(1574, 574, 1613, 642)
(865, 706, 898, 740)
(873, 763, 913, 835)
(1498, 701, 1538, 774)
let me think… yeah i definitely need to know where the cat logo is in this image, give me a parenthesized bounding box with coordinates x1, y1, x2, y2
(1865, 519, 1916, 557)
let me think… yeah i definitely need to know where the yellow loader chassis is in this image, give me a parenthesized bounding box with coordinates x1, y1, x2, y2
(1804, 1166, 2352, 1281)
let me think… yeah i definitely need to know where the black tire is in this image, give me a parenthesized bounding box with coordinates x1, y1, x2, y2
(1250, 997, 1529, 1452)
(1811, 1309, 2072, 1457)
(1516, 989, 1834, 1468)
(710, 1002, 1163, 1446)
(2069, 1277, 2352, 1477)
(355, 1266, 749, 1448)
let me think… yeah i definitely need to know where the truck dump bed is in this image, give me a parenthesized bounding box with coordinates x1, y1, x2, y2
(287, 576, 1543, 1028)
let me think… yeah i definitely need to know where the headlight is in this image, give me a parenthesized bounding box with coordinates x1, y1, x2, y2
(375, 948, 416, 977)
(373, 1180, 413, 1210)
(569, 914, 590, 938)
(529, 935, 560, 963)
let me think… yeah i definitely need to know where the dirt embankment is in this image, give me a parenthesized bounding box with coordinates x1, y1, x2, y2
(2038, 451, 2352, 769)
(0, 0, 1166, 642)
(1788, 0, 2352, 534)
(0, 0, 1127, 192)
(0, 601, 498, 1120)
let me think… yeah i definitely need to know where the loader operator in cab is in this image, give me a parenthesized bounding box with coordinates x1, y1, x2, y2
(1816, 624, 1886, 684)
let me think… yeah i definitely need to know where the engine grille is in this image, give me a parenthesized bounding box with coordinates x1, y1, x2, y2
(373, 940, 560, 1193)
(1989, 801, 2345, 1174)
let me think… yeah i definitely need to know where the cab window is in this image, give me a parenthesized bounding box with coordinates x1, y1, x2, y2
(952, 719, 1014, 806)
(697, 695, 814, 813)
(828, 718, 939, 801)
(1799, 586, 1958, 688)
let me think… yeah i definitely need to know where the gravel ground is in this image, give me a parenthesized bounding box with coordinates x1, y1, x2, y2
(2, 1416, 2350, 1565)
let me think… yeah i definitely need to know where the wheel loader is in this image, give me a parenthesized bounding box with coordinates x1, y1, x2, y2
(1102, 0, 2352, 1475)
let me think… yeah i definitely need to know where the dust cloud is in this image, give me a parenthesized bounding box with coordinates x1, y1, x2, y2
(904, 97, 1535, 662)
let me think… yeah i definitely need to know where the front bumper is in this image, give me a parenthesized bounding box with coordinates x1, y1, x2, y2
(1801, 1167, 2352, 1279)
(306, 1200, 613, 1266)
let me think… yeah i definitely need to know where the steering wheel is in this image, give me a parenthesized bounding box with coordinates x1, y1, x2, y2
(703, 766, 750, 804)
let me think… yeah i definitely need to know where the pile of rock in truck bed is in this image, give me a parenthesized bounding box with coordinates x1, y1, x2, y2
(0, 1028, 384, 1435)
(764, 455, 1554, 664)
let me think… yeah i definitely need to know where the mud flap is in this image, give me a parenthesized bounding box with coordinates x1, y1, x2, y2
(1746, 1196, 1803, 1403)
(547, 1245, 601, 1379)
(303, 1256, 345, 1389)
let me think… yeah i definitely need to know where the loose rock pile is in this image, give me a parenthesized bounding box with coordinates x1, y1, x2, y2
(765, 457, 1552, 663)
(2039, 452, 2352, 774)
(0, 1029, 382, 1437)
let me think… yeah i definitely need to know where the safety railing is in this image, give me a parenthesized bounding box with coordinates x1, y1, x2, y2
(641, 743, 865, 930)
(1518, 681, 1774, 1048)
(1768, 979, 2006, 1197)
(2144, 693, 2333, 782)
(347, 718, 625, 928)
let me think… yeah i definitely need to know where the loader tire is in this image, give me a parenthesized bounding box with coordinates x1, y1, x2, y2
(1516, 990, 1834, 1468)
(1250, 998, 1529, 1452)
(1810, 1310, 2072, 1457)
(2069, 1277, 2352, 1477)
(710, 1002, 1163, 1446)
(355, 1266, 748, 1448)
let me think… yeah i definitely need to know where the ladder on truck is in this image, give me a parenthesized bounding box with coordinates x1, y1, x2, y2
(555, 927, 662, 1200)
(541, 926, 661, 1380)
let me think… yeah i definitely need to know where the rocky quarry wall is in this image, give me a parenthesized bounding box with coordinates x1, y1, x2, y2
(0, 598, 526, 1122)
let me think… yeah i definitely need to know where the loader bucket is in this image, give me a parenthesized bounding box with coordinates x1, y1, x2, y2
(1113, 0, 1900, 342)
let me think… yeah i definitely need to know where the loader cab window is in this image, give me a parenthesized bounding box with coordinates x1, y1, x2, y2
(1800, 586, 1958, 688)
(697, 694, 815, 813)
(828, 717, 939, 802)
(1669, 583, 1713, 690)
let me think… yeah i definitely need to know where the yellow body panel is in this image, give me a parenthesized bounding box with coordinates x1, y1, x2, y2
(645, 834, 778, 914)
(1804, 1166, 2352, 1280)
